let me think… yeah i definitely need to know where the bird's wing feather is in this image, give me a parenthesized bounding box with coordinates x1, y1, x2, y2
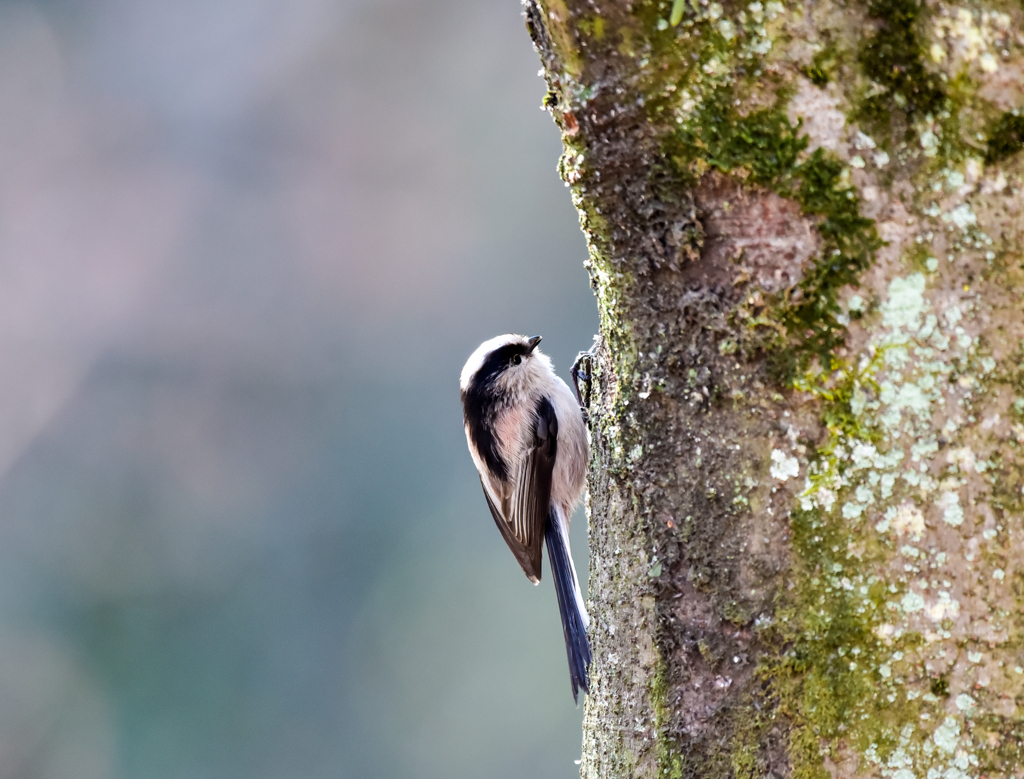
(480, 397, 557, 584)
(480, 478, 540, 583)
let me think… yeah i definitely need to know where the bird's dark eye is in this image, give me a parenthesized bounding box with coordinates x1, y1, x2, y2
(511, 354, 522, 366)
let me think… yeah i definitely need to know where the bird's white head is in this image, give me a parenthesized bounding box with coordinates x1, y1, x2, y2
(459, 334, 554, 400)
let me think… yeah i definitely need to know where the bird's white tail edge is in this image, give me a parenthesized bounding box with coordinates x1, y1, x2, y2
(555, 510, 590, 629)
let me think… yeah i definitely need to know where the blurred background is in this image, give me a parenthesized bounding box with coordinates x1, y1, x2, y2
(0, 0, 598, 777)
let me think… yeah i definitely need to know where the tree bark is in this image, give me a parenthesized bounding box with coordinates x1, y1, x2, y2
(523, 1, 1024, 777)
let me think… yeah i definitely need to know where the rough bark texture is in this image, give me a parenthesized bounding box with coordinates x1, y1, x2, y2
(523, 1, 1024, 778)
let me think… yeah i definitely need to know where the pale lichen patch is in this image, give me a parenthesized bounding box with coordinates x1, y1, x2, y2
(794, 250, 1024, 777)
(929, 6, 1014, 76)
(770, 448, 800, 481)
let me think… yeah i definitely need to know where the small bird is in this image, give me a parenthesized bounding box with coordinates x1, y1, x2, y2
(460, 334, 591, 702)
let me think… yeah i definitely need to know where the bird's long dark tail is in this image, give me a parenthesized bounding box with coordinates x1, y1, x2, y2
(545, 508, 591, 703)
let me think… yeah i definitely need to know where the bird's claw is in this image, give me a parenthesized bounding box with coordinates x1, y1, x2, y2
(571, 345, 597, 413)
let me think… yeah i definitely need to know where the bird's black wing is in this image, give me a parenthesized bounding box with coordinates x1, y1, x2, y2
(480, 396, 557, 584)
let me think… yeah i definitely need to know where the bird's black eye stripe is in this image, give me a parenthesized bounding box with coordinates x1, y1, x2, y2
(474, 343, 531, 383)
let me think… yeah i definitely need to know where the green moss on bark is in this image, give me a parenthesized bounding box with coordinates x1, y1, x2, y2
(984, 111, 1024, 163)
(857, 0, 947, 125)
(664, 94, 882, 377)
(651, 663, 686, 779)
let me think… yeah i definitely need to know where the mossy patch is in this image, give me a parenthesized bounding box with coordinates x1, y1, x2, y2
(651, 663, 685, 779)
(856, 0, 947, 127)
(977, 720, 1024, 775)
(664, 93, 882, 378)
(795, 363, 882, 446)
(984, 111, 1024, 163)
(801, 51, 833, 87)
(764, 504, 919, 779)
(577, 14, 607, 41)
(676, 94, 807, 186)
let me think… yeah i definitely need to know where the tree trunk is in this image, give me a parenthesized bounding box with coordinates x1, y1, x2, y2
(523, 1, 1024, 777)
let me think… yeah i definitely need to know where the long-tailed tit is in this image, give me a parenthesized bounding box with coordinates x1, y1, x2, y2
(460, 334, 591, 702)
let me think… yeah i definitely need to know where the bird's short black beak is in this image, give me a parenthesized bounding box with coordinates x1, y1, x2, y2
(527, 335, 542, 353)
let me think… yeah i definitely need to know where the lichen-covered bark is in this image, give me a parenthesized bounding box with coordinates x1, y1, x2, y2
(523, 1, 1024, 778)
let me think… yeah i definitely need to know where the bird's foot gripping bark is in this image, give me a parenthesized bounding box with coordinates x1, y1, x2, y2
(570, 343, 597, 414)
